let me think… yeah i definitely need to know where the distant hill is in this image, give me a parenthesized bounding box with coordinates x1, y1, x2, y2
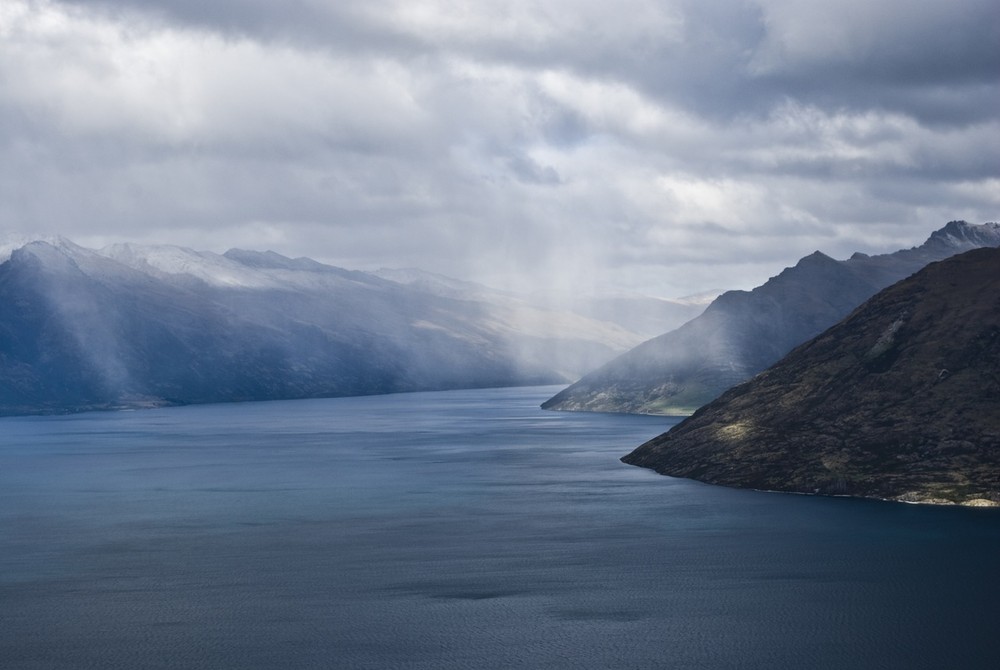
(543, 221, 1000, 415)
(0, 238, 648, 415)
(622, 247, 1000, 506)
(374, 267, 714, 340)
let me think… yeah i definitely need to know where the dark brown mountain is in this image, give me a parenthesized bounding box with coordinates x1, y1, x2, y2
(543, 221, 1000, 415)
(622, 247, 1000, 506)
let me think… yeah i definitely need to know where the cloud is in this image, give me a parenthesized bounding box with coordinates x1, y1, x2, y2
(0, 0, 996, 297)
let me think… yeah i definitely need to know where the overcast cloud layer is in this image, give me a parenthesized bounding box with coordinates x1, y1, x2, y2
(1, 0, 997, 296)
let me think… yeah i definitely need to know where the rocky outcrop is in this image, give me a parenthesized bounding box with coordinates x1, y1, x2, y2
(543, 221, 1000, 415)
(622, 247, 1000, 506)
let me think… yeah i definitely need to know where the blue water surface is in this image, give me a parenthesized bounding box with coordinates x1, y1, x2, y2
(1, 386, 998, 669)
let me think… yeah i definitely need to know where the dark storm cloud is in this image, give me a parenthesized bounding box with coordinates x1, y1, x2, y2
(1, 0, 997, 296)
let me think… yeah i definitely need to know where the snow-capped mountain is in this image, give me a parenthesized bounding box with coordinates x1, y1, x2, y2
(0, 237, 661, 415)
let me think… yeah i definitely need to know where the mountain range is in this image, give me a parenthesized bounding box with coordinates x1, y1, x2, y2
(542, 221, 1000, 415)
(0, 237, 685, 415)
(622, 246, 1000, 506)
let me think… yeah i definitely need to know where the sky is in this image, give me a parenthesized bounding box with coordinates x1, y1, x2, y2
(1, 0, 997, 297)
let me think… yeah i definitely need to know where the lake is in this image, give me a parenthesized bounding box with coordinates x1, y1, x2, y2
(1, 386, 998, 669)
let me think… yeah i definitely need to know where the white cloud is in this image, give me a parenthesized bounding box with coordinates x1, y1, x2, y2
(379, 0, 684, 56)
(0, 0, 996, 298)
(1, 4, 432, 147)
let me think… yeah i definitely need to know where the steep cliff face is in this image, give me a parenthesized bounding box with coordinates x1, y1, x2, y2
(543, 221, 1000, 415)
(622, 247, 1000, 506)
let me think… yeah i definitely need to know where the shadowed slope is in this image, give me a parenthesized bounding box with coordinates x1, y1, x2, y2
(623, 247, 1000, 506)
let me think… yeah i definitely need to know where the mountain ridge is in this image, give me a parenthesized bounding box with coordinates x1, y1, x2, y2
(542, 221, 1000, 415)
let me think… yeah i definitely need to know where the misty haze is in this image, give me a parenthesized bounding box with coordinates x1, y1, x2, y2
(1, 1, 999, 668)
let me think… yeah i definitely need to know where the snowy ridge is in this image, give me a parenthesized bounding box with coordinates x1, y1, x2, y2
(927, 221, 1000, 249)
(100, 243, 281, 289)
(373, 267, 510, 300)
(0, 234, 77, 263)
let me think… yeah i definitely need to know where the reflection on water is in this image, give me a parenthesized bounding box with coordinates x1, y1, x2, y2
(2, 386, 999, 669)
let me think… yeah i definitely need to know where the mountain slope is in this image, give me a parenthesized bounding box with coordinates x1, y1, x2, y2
(543, 221, 1000, 415)
(374, 267, 712, 340)
(0, 238, 644, 415)
(622, 247, 1000, 506)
